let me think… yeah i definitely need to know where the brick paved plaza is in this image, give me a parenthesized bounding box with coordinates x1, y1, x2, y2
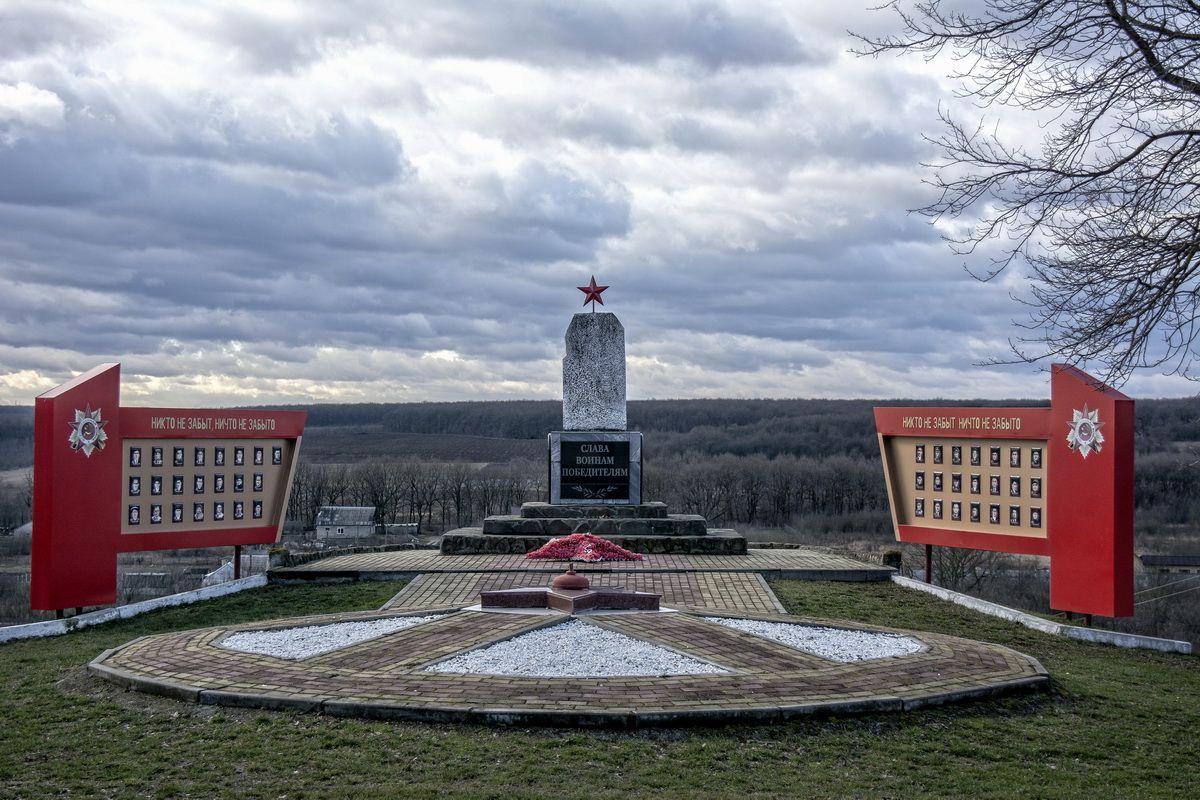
(88, 549, 1049, 727)
(383, 571, 786, 614)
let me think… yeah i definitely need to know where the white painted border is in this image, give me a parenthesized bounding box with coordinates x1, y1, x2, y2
(892, 575, 1192, 654)
(0, 575, 268, 644)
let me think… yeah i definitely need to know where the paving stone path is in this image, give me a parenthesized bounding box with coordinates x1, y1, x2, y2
(384, 571, 785, 614)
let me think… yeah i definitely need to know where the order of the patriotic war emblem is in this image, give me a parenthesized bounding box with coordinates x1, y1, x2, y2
(1066, 406, 1104, 459)
(67, 406, 108, 457)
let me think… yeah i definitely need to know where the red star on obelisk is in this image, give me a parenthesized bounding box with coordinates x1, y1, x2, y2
(577, 275, 608, 311)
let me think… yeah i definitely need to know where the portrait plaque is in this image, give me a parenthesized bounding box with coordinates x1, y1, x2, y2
(29, 363, 308, 612)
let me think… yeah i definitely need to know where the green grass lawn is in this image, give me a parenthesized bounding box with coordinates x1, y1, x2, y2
(1, 579, 1197, 799)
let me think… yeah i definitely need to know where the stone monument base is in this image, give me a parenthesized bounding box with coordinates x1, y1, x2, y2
(440, 501, 748, 556)
(440, 527, 748, 556)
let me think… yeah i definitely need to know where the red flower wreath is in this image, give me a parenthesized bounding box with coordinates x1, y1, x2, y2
(525, 533, 643, 562)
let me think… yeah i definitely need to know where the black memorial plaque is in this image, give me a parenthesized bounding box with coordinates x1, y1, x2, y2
(560, 440, 630, 501)
(549, 432, 642, 504)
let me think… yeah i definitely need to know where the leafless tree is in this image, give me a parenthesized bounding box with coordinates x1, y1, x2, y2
(934, 545, 1001, 592)
(439, 462, 474, 528)
(287, 463, 352, 528)
(409, 462, 444, 531)
(857, 1, 1200, 383)
(351, 462, 409, 524)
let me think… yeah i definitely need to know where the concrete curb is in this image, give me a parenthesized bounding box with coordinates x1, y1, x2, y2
(199, 689, 322, 713)
(892, 575, 1192, 654)
(84, 661, 1048, 727)
(765, 568, 894, 582)
(0, 575, 269, 645)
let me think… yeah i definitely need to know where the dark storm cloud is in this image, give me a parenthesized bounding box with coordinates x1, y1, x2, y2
(664, 116, 737, 153)
(665, 114, 926, 166)
(0, 145, 393, 260)
(210, 0, 812, 73)
(207, 6, 369, 73)
(554, 104, 656, 150)
(680, 73, 793, 113)
(0, 99, 410, 198)
(412, 0, 812, 69)
(166, 111, 412, 186)
(499, 163, 631, 248)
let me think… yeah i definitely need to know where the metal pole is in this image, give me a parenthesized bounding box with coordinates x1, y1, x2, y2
(234, 545, 241, 579)
(925, 544, 933, 584)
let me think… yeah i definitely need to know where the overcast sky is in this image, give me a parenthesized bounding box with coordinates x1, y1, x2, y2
(0, 1, 1191, 407)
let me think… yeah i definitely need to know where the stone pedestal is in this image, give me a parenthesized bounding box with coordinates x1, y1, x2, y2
(440, 501, 748, 555)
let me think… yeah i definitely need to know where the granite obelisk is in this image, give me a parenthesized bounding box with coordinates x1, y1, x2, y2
(562, 312, 626, 431)
(548, 279, 641, 504)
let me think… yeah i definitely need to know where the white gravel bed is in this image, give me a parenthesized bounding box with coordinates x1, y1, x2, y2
(220, 614, 447, 660)
(425, 619, 730, 677)
(703, 617, 922, 662)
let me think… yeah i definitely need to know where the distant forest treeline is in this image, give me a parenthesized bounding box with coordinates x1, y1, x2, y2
(2, 397, 1198, 469)
(2, 398, 1198, 537)
(374, 398, 1021, 454)
(353, 397, 1199, 457)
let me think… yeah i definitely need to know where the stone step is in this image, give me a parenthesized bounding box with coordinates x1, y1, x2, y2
(439, 527, 748, 556)
(520, 502, 668, 519)
(482, 514, 707, 537)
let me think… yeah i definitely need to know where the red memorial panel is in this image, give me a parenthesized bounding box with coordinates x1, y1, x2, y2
(31, 364, 306, 611)
(874, 364, 1133, 618)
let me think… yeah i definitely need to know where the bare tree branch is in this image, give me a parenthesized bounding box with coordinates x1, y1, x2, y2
(855, 1, 1200, 384)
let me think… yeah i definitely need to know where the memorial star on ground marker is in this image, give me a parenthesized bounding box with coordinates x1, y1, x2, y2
(577, 275, 608, 310)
